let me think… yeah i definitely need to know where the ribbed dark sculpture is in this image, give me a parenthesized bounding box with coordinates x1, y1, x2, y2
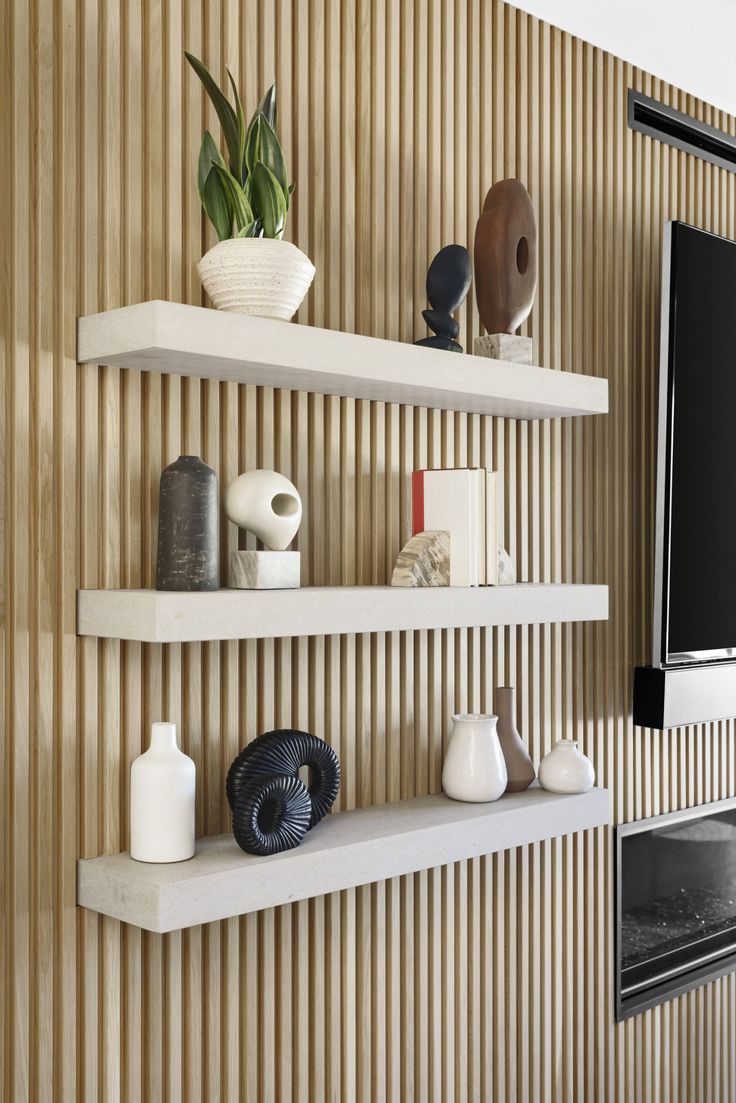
(231, 773, 312, 857)
(228, 729, 341, 855)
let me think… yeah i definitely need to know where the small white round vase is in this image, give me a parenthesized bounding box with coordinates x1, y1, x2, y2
(197, 238, 316, 320)
(442, 714, 508, 803)
(538, 739, 595, 794)
(225, 469, 303, 550)
(130, 722, 196, 863)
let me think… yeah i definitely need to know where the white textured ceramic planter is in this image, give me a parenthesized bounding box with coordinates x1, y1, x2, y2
(197, 238, 316, 320)
(538, 738, 595, 794)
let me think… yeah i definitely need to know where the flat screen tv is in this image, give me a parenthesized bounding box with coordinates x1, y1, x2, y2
(654, 221, 736, 667)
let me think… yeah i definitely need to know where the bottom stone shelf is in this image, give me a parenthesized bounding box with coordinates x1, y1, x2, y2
(77, 785, 610, 932)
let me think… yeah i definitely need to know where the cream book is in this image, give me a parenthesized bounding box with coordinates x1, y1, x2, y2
(412, 468, 484, 586)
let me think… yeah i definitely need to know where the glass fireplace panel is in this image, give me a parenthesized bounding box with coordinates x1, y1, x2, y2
(617, 798, 736, 1020)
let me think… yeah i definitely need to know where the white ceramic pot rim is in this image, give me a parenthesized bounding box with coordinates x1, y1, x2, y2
(452, 713, 497, 722)
(555, 738, 578, 746)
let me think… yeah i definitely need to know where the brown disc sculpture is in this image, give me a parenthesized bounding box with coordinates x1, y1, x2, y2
(473, 179, 537, 334)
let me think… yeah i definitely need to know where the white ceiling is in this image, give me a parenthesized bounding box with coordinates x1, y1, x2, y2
(506, 0, 736, 118)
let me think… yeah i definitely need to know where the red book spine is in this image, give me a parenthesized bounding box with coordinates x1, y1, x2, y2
(412, 470, 425, 534)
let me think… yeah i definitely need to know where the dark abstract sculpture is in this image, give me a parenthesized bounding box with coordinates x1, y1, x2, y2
(231, 773, 312, 856)
(474, 179, 537, 335)
(415, 244, 472, 353)
(156, 455, 219, 591)
(227, 729, 341, 855)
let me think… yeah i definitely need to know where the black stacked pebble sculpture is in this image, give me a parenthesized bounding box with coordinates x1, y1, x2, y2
(414, 244, 472, 353)
(227, 729, 341, 856)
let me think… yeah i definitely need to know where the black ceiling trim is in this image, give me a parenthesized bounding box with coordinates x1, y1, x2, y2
(628, 89, 736, 175)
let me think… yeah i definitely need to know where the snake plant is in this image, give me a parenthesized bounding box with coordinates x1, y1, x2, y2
(185, 51, 294, 240)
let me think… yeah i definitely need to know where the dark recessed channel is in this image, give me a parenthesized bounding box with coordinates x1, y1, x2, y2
(628, 89, 736, 175)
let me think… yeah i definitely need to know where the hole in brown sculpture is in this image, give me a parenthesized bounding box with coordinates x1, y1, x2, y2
(516, 236, 529, 274)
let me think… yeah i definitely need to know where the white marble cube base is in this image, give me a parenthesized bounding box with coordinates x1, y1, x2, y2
(474, 333, 533, 365)
(229, 550, 301, 589)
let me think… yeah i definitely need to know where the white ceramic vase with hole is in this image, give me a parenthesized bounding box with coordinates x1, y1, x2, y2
(538, 739, 595, 794)
(197, 238, 316, 320)
(442, 714, 508, 803)
(130, 722, 196, 863)
(225, 469, 303, 550)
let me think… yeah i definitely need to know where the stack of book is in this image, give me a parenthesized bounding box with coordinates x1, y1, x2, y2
(412, 468, 499, 586)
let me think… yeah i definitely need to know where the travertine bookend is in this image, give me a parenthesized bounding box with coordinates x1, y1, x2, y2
(391, 531, 451, 587)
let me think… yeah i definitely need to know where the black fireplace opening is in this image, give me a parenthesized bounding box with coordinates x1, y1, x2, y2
(615, 796, 736, 1021)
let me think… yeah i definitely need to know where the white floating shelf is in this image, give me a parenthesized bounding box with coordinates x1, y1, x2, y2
(76, 583, 608, 642)
(77, 300, 608, 420)
(77, 785, 610, 932)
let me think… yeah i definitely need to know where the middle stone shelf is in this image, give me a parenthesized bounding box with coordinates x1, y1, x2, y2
(76, 582, 609, 643)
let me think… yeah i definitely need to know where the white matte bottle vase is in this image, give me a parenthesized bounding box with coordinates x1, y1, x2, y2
(442, 714, 508, 803)
(130, 722, 196, 863)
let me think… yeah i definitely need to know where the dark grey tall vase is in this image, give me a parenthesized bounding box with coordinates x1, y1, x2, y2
(156, 455, 220, 591)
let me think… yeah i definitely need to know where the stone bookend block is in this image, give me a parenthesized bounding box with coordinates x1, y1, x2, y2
(391, 531, 451, 587)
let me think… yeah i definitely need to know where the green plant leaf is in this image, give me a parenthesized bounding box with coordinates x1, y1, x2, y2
(185, 51, 240, 171)
(237, 221, 258, 238)
(259, 82, 277, 128)
(246, 82, 277, 136)
(244, 112, 262, 178)
(201, 166, 234, 241)
(211, 162, 254, 230)
(197, 131, 226, 201)
(226, 68, 248, 183)
(251, 161, 287, 239)
(257, 115, 289, 206)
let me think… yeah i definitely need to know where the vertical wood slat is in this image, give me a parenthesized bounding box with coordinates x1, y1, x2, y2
(2, 1, 736, 1101)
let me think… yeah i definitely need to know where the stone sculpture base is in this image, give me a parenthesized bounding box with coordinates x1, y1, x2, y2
(229, 550, 300, 590)
(474, 333, 533, 365)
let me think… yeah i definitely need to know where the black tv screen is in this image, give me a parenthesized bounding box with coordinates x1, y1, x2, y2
(655, 222, 736, 666)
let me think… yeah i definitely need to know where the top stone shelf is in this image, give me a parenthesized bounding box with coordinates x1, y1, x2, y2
(77, 300, 608, 420)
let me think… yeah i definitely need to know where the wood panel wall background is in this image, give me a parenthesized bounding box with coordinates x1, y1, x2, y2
(2, 0, 736, 1099)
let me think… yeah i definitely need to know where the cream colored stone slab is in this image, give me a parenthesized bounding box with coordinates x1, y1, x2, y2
(474, 333, 534, 365)
(77, 300, 608, 419)
(77, 785, 611, 931)
(229, 550, 301, 589)
(76, 583, 609, 642)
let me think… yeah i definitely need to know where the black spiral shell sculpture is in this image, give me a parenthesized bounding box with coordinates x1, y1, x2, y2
(227, 729, 341, 856)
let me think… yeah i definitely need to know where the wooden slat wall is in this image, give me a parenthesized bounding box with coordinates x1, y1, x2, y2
(2, 1, 736, 1099)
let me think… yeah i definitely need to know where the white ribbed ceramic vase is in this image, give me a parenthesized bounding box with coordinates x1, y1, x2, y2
(538, 738, 595, 794)
(197, 238, 316, 320)
(442, 714, 508, 803)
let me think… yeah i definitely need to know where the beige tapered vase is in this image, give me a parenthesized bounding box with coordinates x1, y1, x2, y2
(494, 686, 536, 793)
(198, 238, 316, 320)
